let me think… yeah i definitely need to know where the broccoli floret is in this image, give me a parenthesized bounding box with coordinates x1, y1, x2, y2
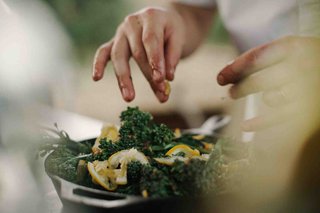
(46, 145, 79, 182)
(120, 106, 152, 125)
(127, 161, 143, 184)
(94, 139, 121, 160)
(140, 165, 176, 198)
(150, 124, 174, 146)
(116, 185, 140, 195)
(200, 139, 251, 194)
(199, 148, 225, 194)
(170, 159, 206, 196)
(104, 107, 175, 157)
(117, 107, 153, 150)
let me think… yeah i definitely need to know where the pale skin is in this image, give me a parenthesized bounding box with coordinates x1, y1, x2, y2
(92, 4, 215, 102)
(93, 3, 320, 132)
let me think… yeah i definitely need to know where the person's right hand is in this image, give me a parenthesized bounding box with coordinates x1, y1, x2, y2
(92, 7, 186, 103)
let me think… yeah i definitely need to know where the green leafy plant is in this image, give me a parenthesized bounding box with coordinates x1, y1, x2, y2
(42, 107, 250, 198)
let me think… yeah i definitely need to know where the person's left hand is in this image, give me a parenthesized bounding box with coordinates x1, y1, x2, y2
(217, 36, 320, 132)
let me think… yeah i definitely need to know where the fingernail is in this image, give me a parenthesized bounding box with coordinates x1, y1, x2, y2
(217, 74, 225, 85)
(156, 91, 168, 103)
(122, 87, 129, 99)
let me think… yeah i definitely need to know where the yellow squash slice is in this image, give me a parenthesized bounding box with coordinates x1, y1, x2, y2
(92, 124, 119, 154)
(87, 161, 117, 191)
(108, 148, 149, 185)
(166, 144, 200, 157)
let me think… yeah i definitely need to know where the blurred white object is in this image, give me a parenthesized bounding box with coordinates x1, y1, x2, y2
(0, 0, 74, 105)
(0, 154, 45, 213)
(0, 0, 77, 213)
(39, 106, 104, 141)
(184, 115, 231, 135)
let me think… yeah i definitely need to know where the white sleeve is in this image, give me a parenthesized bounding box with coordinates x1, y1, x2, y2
(174, 0, 216, 8)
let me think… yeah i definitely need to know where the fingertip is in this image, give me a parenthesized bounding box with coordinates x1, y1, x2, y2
(217, 74, 226, 85)
(92, 74, 101, 81)
(124, 96, 134, 102)
(155, 91, 169, 103)
(159, 95, 169, 103)
(92, 68, 104, 81)
(166, 68, 175, 81)
(121, 87, 135, 102)
(92, 76, 99, 81)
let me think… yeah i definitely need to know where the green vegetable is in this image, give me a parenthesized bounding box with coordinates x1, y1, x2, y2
(140, 165, 176, 198)
(41, 107, 250, 198)
(45, 145, 79, 182)
(95, 107, 178, 158)
(127, 161, 143, 184)
(40, 124, 92, 182)
(170, 159, 206, 196)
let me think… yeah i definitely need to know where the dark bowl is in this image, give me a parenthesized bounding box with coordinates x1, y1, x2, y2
(44, 139, 218, 213)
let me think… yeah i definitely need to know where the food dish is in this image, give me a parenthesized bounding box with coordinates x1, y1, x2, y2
(41, 107, 250, 212)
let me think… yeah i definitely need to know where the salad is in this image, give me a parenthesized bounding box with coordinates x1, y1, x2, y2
(40, 107, 250, 198)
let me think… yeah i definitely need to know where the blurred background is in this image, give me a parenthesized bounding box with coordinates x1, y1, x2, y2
(2, 1, 320, 213)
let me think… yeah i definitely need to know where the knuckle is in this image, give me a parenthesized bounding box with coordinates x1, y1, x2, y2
(97, 42, 111, 54)
(142, 31, 157, 44)
(246, 50, 259, 65)
(111, 49, 120, 61)
(124, 14, 137, 24)
(132, 48, 145, 61)
(143, 7, 159, 16)
(115, 24, 125, 35)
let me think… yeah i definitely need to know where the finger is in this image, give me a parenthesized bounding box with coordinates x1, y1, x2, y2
(241, 103, 298, 132)
(141, 18, 166, 83)
(263, 72, 320, 108)
(123, 15, 166, 94)
(111, 33, 135, 102)
(122, 17, 169, 102)
(229, 62, 300, 99)
(217, 36, 295, 85)
(151, 81, 170, 103)
(92, 41, 113, 81)
(262, 83, 300, 108)
(137, 63, 169, 103)
(164, 26, 183, 81)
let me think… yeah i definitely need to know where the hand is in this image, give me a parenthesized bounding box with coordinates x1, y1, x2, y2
(217, 36, 320, 132)
(92, 7, 186, 103)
